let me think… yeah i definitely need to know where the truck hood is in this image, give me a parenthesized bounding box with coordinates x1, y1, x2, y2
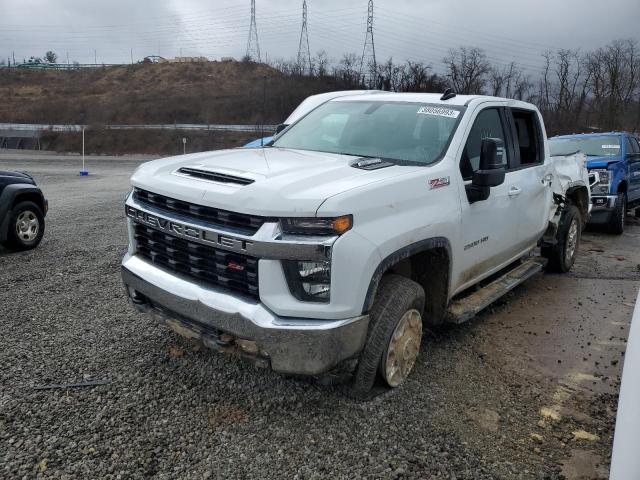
(586, 155, 622, 169)
(131, 147, 412, 216)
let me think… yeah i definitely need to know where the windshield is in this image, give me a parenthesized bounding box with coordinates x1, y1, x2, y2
(272, 101, 464, 165)
(549, 135, 621, 157)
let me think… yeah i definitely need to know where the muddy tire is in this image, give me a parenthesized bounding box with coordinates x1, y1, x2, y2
(607, 192, 626, 235)
(351, 274, 425, 399)
(542, 204, 581, 273)
(2, 201, 45, 251)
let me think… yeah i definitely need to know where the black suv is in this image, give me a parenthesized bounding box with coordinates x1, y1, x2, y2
(0, 171, 48, 250)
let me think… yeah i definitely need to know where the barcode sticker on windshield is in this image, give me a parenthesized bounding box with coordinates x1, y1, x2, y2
(602, 145, 620, 149)
(417, 106, 460, 119)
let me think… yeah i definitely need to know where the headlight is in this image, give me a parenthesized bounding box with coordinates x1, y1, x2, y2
(589, 169, 611, 195)
(283, 260, 331, 302)
(280, 215, 352, 236)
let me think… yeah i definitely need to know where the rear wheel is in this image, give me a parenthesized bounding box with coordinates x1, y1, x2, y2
(351, 274, 425, 398)
(2, 201, 45, 251)
(542, 204, 581, 273)
(607, 192, 626, 235)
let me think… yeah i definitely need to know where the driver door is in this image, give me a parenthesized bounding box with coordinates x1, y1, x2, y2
(455, 106, 521, 291)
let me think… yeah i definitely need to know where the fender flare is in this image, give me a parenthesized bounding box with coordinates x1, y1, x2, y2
(0, 184, 46, 242)
(361, 237, 452, 314)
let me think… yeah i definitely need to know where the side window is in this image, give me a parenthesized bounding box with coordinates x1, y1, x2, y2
(460, 108, 508, 181)
(632, 137, 640, 154)
(625, 136, 639, 155)
(511, 109, 542, 166)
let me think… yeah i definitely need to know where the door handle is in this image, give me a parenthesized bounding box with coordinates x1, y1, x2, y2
(508, 186, 522, 197)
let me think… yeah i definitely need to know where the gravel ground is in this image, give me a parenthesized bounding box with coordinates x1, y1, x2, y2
(1, 152, 638, 479)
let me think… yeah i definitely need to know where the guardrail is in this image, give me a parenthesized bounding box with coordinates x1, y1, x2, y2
(0, 123, 276, 133)
(0, 63, 121, 70)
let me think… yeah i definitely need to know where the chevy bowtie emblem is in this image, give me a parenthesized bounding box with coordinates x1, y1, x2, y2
(227, 261, 245, 272)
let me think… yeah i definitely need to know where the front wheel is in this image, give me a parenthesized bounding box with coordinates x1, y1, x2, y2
(541, 204, 581, 273)
(351, 274, 425, 398)
(607, 192, 626, 235)
(2, 201, 45, 251)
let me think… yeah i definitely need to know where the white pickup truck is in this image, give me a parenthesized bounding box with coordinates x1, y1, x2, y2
(122, 91, 590, 396)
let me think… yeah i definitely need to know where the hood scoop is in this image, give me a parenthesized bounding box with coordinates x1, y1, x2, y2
(175, 167, 255, 186)
(351, 157, 395, 171)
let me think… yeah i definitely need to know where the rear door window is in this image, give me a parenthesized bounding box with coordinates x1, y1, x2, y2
(510, 109, 543, 167)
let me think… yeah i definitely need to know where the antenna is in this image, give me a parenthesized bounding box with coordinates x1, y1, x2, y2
(246, 0, 261, 62)
(297, 0, 311, 75)
(359, 0, 377, 88)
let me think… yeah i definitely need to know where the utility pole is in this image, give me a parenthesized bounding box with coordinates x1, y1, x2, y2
(297, 0, 311, 75)
(130, 48, 134, 64)
(245, 0, 261, 62)
(359, 0, 377, 89)
(261, 75, 266, 146)
(12, 51, 16, 65)
(94, 49, 97, 64)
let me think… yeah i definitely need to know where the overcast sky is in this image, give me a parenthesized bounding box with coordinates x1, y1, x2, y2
(2, 0, 639, 74)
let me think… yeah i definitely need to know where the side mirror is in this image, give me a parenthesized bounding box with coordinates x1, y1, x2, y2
(466, 138, 507, 203)
(275, 123, 288, 134)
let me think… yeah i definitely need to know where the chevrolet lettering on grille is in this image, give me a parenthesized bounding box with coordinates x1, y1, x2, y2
(126, 205, 254, 254)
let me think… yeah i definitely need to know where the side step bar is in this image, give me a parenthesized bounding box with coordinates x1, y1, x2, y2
(447, 257, 547, 324)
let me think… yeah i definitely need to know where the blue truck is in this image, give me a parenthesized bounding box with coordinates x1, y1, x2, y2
(549, 132, 640, 234)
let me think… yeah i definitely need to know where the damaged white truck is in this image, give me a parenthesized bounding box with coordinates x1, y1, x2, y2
(121, 92, 590, 396)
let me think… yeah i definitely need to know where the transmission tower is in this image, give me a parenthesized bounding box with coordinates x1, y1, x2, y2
(359, 0, 377, 88)
(246, 0, 261, 62)
(297, 0, 312, 75)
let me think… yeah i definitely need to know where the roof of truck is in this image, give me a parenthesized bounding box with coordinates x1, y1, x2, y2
(328, 92, 526, 107)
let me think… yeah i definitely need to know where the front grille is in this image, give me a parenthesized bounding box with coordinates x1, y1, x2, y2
(134, 224, 259, 299)
(133, 188, 272, 235)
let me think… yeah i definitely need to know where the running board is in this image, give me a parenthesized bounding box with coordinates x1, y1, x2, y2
(447, 257, 547, 324)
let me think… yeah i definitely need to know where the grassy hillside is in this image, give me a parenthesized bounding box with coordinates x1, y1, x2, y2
(0, 61, 344, 126)
(39, 129, 256, 156)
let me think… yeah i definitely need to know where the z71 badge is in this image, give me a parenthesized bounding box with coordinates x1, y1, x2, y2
(429, 176, 450, 189)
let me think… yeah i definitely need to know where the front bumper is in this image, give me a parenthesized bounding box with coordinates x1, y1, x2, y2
(121, 254, 369, 375)
(589, 194, 618, 224)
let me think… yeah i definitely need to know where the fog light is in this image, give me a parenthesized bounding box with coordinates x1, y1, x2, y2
(283, 260, 331, 302)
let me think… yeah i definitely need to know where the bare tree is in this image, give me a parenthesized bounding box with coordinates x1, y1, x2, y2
(442, 47, 490, 94)
(376, 58, 404, 91)
(315, 50, 329, 78)
(335, 53, 361, 88)
(265, 37, 638, 135)
(44, 51, 57, 64)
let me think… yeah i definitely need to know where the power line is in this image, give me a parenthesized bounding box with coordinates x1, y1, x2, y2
(360, 0, 376, 87)
(297, 0, 312, 74)
(245, 0, 260, 61)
